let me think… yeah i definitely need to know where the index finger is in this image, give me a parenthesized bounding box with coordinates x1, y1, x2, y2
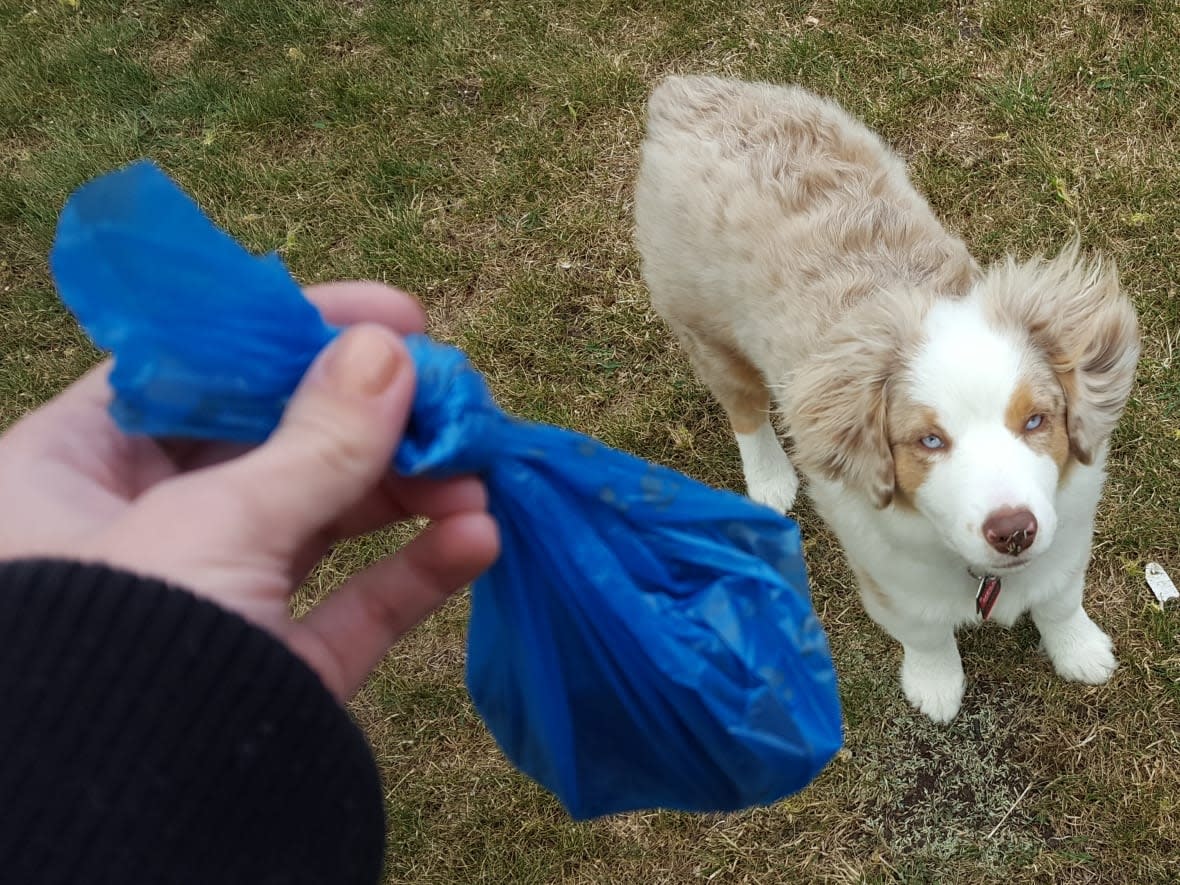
(303, 281, 427, 333)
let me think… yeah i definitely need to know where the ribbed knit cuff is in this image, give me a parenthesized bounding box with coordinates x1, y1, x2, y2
(0, 559, 384, 885)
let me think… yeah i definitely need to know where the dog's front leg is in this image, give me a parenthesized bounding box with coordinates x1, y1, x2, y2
(736, 419, 799, 513)
(856, 574, 966, 723)
(885, 618, 966, 724)
(1031, 583, 1117, 685)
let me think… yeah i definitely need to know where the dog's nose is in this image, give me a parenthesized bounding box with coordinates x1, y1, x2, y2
(983, 508, 1038, 556)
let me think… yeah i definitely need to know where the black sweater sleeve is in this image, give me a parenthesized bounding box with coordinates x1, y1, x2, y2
(0, 559, 385, 885)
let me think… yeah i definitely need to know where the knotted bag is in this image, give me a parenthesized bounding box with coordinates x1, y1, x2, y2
(49, 161, 843, 819)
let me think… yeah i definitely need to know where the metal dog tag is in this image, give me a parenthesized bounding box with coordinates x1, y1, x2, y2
(976, 575, 1002, 620)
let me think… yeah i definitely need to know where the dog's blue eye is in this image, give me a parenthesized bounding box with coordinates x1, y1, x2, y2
(1025, 414, 1044, 431)
(920, 434, 944, 450)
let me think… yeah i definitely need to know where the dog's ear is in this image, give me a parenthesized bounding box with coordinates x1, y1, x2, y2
(788, 306, 902, 509)
(981, 242, 1140, 465)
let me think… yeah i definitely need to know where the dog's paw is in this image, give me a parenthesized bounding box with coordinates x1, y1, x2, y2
(901, 657, 965, 724)
(1042, 614, 1117, 685)
(737, 423, 798, 513)
(746, 469, 799, 514)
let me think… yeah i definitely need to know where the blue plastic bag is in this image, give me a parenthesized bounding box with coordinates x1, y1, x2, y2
(50, 161, 843, 819)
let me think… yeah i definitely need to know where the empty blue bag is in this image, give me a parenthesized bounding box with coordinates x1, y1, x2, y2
(49, 161, 843, 819)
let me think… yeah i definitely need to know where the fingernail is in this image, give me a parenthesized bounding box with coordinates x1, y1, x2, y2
(323, 326, 403, 396)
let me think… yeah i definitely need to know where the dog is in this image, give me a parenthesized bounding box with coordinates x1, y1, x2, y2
(634, 75, 1140, 723)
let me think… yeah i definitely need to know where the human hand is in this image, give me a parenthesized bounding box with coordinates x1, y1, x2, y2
(0, 282, 499, 701)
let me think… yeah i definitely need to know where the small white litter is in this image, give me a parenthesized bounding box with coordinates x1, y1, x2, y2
(1145, 562, 1179, 606)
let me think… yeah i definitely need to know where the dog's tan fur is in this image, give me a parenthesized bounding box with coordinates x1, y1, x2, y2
(978, 245, 1139, 466)
(634, 75, 1136, 509)
(634, 76, 980, 505)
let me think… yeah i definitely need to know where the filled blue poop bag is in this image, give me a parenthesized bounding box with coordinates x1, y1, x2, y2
(49, 161, 843, 819)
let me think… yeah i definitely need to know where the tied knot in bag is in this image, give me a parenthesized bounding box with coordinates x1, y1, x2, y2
(396, 337, 512, 479)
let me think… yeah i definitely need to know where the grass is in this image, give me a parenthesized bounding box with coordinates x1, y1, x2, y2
(3, 0, 1179, 881)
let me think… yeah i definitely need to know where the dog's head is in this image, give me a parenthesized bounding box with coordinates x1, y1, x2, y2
(789, 243, 1139, 573)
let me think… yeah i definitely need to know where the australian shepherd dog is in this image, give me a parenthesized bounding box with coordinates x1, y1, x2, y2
(635, 75, 1139, 722)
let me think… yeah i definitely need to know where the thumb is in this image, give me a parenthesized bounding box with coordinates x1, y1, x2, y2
(217, 324, 414, 548)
